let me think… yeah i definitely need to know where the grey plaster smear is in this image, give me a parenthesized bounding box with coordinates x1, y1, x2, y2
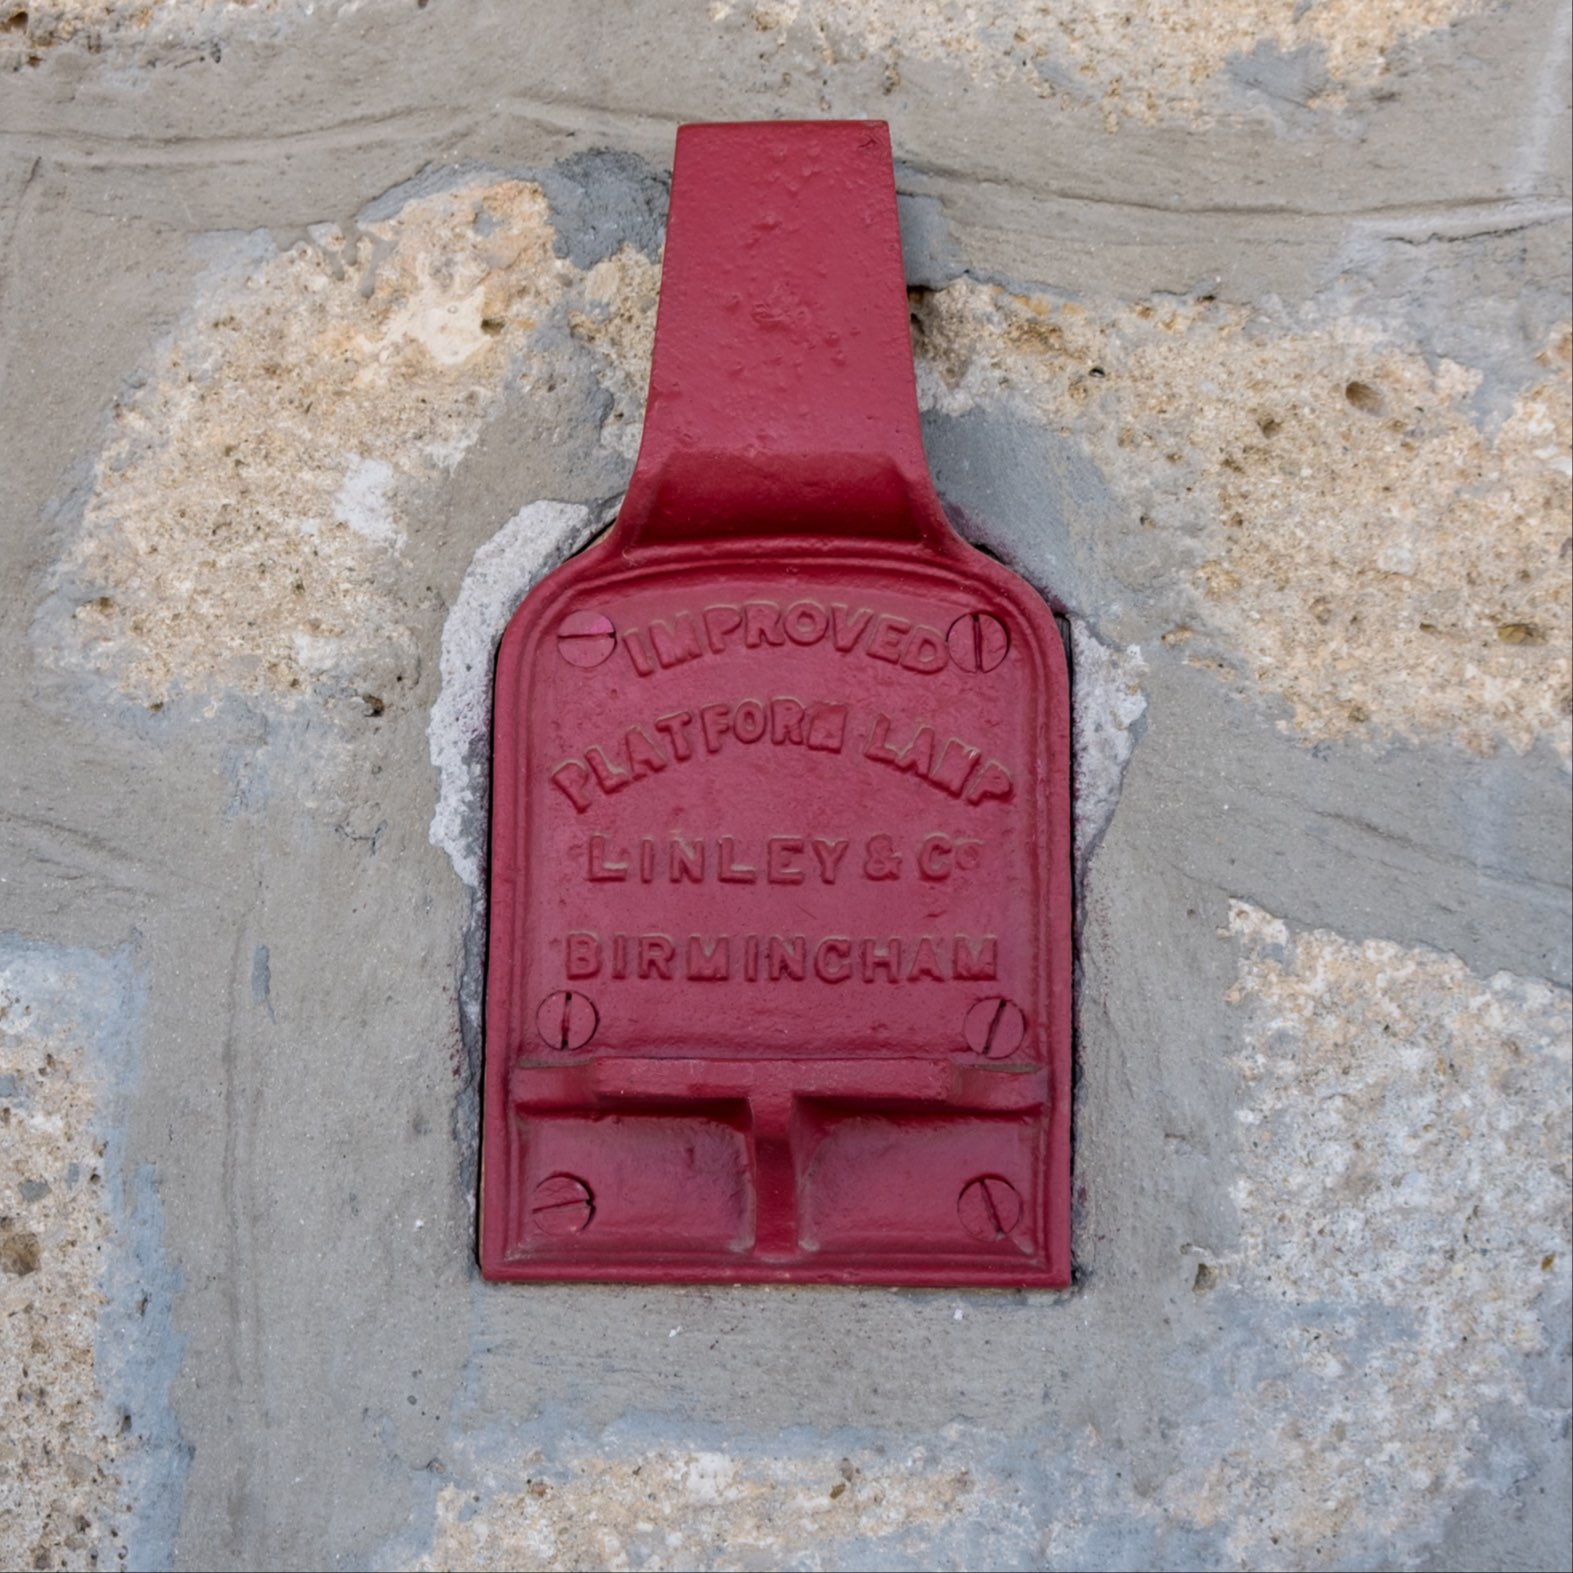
(1223, 39, 1332, 124)
(925, 406, 1123, 617)
(1329, 217, 1573, 427)
(0, 935, 188, 1573)
(538, 150, 671, 269)
(428, 499, 607, 897)
(1123, 661, 1573, 986)
(895, 180, 966, 291)
(356, 152, 669, 272)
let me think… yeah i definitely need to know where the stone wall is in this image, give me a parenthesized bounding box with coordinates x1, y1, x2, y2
(1, 2, 1568, 1569)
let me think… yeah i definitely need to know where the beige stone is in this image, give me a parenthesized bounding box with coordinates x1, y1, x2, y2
(709, 0, 1488, 125)
(913, 284, 1573, 760)
(0, 0, 300, 62)
(1169, 903, 1573, 1565)
(412, 1444, 983, 1573)
(61, 179, 574, 709)
(66, 194, 1571, 765)
(0, 964, 126, 1573)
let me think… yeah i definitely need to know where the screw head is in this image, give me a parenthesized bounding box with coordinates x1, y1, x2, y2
(957, 1175, 1023, 1243)
(556, 610, 617, 667)
(531, 1173, 594, 1236)
(946, 611, 1010, 673)
(962, 996, 1028, 1059)
(536, 990, 598, 1052)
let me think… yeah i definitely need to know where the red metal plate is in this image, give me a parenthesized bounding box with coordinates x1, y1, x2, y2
(481, 122, 1071, 1286)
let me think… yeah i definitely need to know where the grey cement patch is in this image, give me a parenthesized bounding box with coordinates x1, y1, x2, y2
(925, 407, 1121, 617)
(99, 1160, 191, 1573)
(538, 150, 671, 269)
(895, 179, 965, 291)
(1223, 39, 1332, 131)
(1123, 658, 1573, 986)
(79, 944, 190, 1573)
(1329, 219, 1573, 426)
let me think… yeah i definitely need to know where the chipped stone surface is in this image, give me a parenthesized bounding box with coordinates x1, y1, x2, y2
(1186, 904, 1573, 1566)
(1, 945, 127, 1573)
(709, 0, 1489, 124)
(427, 499, 600, 895)
(0, 0, 314, 65)
(412, 1441, 992, 1573)
(914, 285, 1573, 760)
(53, 179, 576, 710)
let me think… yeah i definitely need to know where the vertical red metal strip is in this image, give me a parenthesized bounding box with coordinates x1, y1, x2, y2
(611, 121, 951, 550)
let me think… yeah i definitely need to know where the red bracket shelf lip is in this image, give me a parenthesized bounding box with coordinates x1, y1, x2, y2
(485, 1265, 1065, 1288)
(510, 1058, 1049, 1110)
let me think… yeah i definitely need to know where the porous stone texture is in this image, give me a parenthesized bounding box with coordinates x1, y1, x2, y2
(914, 287, 1573, 761)
(0, 961, 117, 1573)
(1207, 904, 1572, 1566)
(413, 1443, 987, 1573)
(54, 179, 572, 710)
(1, 0, 1569, 1569)
(45, 174, 665, 721)
(708, 0, 1490, 126)
(0, 0, 314, 69)
(0, 943, 146, 1573)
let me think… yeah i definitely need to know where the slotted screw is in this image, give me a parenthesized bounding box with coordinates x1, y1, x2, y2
(556, 610, 617, 667)
(962, 996, 1027, 1059)
(957, 1175, 1023, 1243)
(946, 611, 1010, 673)
(531, 1174, 594, 1236)
(536, 990, 598, 1052)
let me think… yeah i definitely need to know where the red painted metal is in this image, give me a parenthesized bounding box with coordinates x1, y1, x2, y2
(481, 121, 1071, 1286)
